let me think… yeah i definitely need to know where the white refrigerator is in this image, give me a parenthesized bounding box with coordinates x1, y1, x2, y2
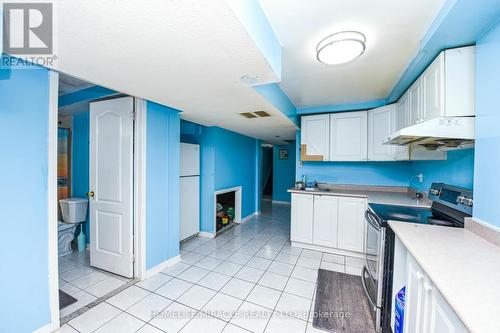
(180, 143, 200, 241)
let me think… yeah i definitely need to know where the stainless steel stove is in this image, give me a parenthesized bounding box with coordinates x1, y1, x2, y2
(361, 183, 473, 332)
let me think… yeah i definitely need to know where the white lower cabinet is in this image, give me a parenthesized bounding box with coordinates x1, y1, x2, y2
(404, 255, 467, 333)
(291, 193, 314, 243)
(313, 195, 338, 248)
(291, 193, 366, 255)
(337, 197, 366, 253)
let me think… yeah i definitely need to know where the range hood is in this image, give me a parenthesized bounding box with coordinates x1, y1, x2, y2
(384, 117, 475, 150)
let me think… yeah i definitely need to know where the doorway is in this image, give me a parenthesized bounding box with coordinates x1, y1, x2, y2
(50, 73, 146, 324)
(261, 144, 274, 210)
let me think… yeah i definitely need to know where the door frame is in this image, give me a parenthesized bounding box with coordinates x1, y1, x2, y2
(47, 72, 148, 330)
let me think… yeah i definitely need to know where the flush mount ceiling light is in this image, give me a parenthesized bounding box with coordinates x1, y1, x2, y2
(316, 31, 366, 65)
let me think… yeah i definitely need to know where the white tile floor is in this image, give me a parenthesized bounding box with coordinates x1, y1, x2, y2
(57, 202, 364, 333)
(58, 248, 132, 318)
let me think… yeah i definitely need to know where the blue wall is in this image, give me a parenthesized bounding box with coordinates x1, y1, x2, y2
(410, 149, 475, 192)
(273, 143, 296, 202)
(295, 131, 411, 186)
(295, 130, 475, 191)
(180, 120, 260, 233)
(146, 102, 181, 269)
(473, 21, 500, 227)
(72, 111, 90, 242)
(0, 59, 52, 332)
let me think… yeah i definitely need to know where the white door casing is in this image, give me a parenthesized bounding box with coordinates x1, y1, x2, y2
(90, 96, 134, 278)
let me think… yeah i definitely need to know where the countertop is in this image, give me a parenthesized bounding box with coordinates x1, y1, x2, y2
(389, 222, 500, 333)
(288, 186, 432, 208)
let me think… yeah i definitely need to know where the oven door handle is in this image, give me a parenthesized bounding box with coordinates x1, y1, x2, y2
(365, 210, 381, 231)
(361, 266, 378, 312)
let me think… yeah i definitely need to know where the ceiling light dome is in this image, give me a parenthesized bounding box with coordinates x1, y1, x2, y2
(316, 31, 366, 65)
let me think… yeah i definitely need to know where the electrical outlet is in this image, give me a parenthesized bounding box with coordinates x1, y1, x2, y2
(417, 173, 424, 183)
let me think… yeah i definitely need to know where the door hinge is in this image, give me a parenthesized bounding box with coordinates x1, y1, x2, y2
(131, 254, 135, 262)
(131, 111, 136, 120)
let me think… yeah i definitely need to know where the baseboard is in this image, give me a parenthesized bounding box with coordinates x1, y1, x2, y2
(33, 322, 59, 333)
(291, 241, 365, 259)
(198, 231, 216, 239)
(143, 255, 180, 279)
(272, 200, 291, 205)
(240, 211, 259, 224)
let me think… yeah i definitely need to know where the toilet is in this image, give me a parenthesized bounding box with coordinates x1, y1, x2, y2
(58, 198, 88, 257)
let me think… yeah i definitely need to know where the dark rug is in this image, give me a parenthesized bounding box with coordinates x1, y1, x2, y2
(59, 289, 78, 310)
(312, 269, 375, 333)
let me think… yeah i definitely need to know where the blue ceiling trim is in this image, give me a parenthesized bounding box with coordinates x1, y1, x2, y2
(58, 86, 117, 107)
(253, 83, 299, 126)
(387, 0, 500, 103)
(297, 99, 387, 115)
(226, 0, 282, 80)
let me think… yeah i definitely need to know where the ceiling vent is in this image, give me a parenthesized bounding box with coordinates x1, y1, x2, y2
(254, 111, 271, 117)
(239, 112, 257, 118)
(239, 111, 271, 119)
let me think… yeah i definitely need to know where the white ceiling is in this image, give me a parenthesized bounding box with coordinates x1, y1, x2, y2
(259, 0, 446, 108)
(50, 0, 296, 144)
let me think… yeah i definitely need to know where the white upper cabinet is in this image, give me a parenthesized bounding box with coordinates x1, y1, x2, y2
(300, 114, 330, 161)
(395, 93, 410, 160)
(422, 52, 445, 122)
(409, 78, 423, 125)
(421, 46, 475, 122)
(368, 104, 397, 161)
(330, 111, 368, 161)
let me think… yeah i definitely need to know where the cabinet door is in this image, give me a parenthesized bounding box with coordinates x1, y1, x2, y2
(404, 256, 427, 333)
(427, 287, 468, 333)
(313, 195, 338, 248)
(422, 53, 445, 122)
(368, 104, 396, 161)
(337, 197, 366, 253)
(409, 78, 423, 125)
(291, 193, 314, 244)
(395, 94, 410, 160)
(301, 115, 330, 161)
(330, 111, 368, 161)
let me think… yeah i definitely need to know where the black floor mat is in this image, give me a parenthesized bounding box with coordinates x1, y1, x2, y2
(312, 269, 375, 333)
(59, 289, 78, 310)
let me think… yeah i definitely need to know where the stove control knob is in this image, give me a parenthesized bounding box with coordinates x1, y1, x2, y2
(457, 196, 466, 204)
(430, 188, 440, 196)
(464, 198, 474, 207)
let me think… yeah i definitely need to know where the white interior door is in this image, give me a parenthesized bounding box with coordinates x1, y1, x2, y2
(90, 97, 134, 278)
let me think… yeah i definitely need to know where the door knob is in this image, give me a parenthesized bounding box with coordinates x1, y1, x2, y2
(87, 191, 95, 198)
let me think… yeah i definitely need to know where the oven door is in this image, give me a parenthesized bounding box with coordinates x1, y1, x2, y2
(363, 209, 386, 332)
(364, 209, 382, 280)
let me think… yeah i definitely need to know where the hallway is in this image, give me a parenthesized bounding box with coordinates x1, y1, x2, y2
(57, 202, 364, 333)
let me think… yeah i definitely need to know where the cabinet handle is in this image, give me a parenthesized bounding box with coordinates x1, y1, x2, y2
(424, 281, 433, 292)
(417, 271, 424, 280)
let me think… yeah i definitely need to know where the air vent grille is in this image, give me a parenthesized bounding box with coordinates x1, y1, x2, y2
(239, 111, 272, 119)
(240, 112, 257, 118)
(254, 111, 271, 117)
